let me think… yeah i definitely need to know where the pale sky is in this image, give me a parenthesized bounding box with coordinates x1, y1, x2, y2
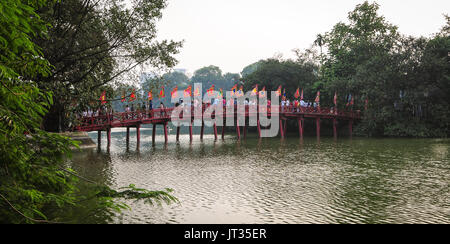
(155, 0, 449, 75)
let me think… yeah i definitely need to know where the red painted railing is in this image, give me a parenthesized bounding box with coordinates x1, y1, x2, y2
(74, 105, 360, 132)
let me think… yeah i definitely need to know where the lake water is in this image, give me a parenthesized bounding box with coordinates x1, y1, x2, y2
(66, 127, 450, 224)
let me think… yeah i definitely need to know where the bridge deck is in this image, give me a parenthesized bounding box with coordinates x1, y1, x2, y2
(74, 105, 361, 147)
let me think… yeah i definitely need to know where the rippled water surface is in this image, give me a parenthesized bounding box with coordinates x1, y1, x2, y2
(67, 128, 450, 224)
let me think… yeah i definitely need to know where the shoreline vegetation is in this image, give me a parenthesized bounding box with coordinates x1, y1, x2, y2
(0, 0, 448, 223)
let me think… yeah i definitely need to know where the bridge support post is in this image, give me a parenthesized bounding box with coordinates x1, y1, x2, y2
(136, 124, 141, 150)
(279, 119, 285, 139)
(298, 119, 304, 139)
(97, 130, 101, 148)
(107, 128, 111, 149)
(333, 118, 337, 139)
(176, 126, 180, 142)
(243, 124, 247, 139)
(189, 123, 193, 142)
(214, 123, 218, 140)
(316, 118, 321, 139)
(164, 122, 168, 144)
(236, 120, 241, 140)
(126, 127, 130, 146)
(349, 120, 353, 138)
(257, 119, 261, 138)
(152, 123, 156, 145)
(200, 120, 204, 140)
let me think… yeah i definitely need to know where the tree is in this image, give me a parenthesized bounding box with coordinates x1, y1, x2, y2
(191, 65, 225, 93)
(34, 0, 183, 132)
(319, 1, 401, 134)
(0, 0, 177, 224)
(318, 1, 449, 137)
(223, 72, 241, 90)
(313, 34, 324, 57)
(241, 61, 261, 78)
(242, 58, 318, 100)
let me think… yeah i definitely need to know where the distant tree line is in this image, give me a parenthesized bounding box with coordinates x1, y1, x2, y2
(127, 1, 449, 138)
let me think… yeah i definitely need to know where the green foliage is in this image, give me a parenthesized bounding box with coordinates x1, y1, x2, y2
(97, 184, 178, 206)
(191, 65, 238, 93)
(242, 58, 318, 100)
(0, 0, 178, 224)
(241, 61, 261, 77)
(317, 1, 449, 137)
(34, 0, 183, 132)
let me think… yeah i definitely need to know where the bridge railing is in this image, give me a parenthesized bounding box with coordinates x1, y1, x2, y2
(74, 105, 361, 131)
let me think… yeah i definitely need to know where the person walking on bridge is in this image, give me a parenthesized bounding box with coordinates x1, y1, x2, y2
(148, 100, 153, 118)
(160, 102, 166, 117)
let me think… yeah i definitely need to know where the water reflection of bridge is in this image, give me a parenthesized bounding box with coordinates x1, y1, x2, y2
(74, 105, 361, 149)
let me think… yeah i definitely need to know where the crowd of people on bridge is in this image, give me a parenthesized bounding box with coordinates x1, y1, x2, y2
(79, 85, 362, 126)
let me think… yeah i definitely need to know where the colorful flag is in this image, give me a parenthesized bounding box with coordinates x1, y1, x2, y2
(282, 88, 286, 100)
(121, 91, 126, 102)
(129, 90, 136, 102)
(184, 86, 192, 97)
(251, 85, 258, 96)
(218, 88, 223, 99)
(315, 91, 320, 103)
(300, 89, 304, 100)
(100, 91, 107, 104)
(159, 86, 165, 98)
(171, 86, 178, 98)
(194, 87, 200, 97)
(276, 86, 282, 96)
(259, 86, 266, 98)
(148, 90, 153, 101)
(294, 88, 300, 99)
(231, 84, 238, 96)
(207, 85, 215, 96)
(237, 85, 244, 97)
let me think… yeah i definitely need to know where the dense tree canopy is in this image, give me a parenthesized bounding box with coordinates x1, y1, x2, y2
(317, 2, 449, 137)
(34, 0, 182, 132)
(242, 58, 318, 100)
(0, 0, 177, 224)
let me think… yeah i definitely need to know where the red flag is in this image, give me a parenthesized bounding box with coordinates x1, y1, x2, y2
(159, 86, 165, 98)
(207, 85, 215, 96)
(100, 91, 107, 104)
(129, 90, 136, 102)
(148, 90, 153, 101)
(184, 86, 192, 97)
(121, 92, 126, 102)
(300, 89, 304, 100)
(171, 86, 178, 98)
(294, 88, 300, 99)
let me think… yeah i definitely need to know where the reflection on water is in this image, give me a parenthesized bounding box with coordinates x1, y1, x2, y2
(67, 128, 450, 224)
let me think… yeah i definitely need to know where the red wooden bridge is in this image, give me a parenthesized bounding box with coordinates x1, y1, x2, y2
(74, 105, 361, 149)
